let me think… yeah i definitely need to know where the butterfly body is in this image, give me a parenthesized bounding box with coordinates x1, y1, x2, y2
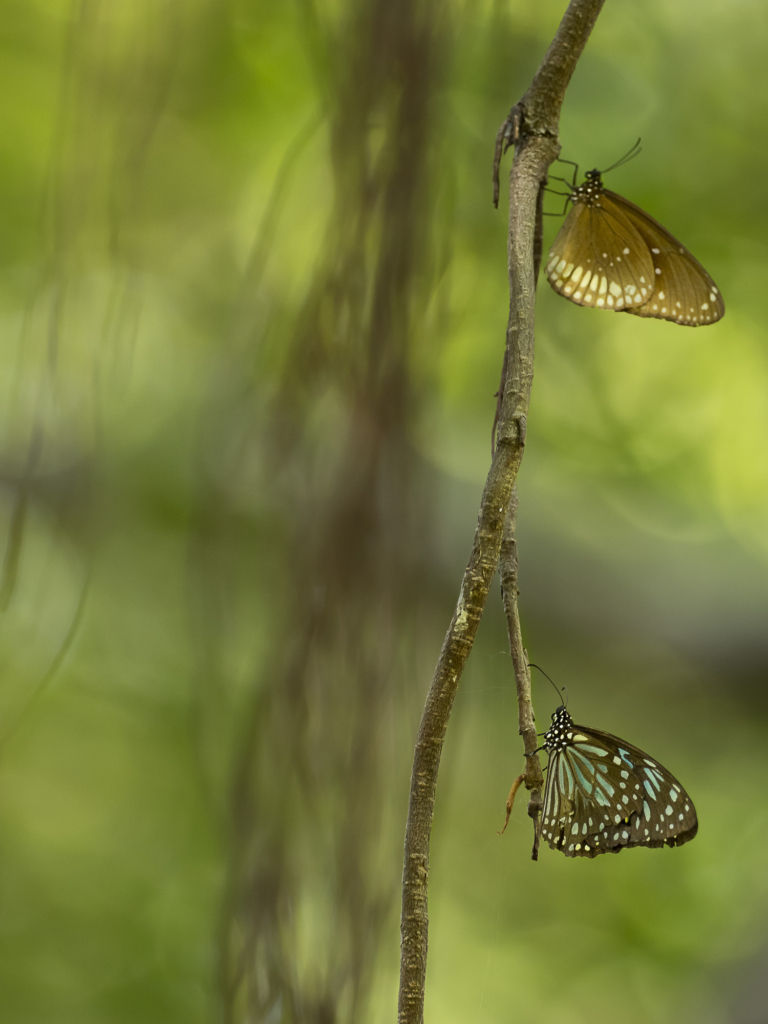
(541, 705, 698, 858)
(545, 169, 725, 326)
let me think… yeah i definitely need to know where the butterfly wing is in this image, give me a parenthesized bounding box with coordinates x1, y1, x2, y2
(603, 190, 725, 325)
(541, 726, 698, 859)
(545, 199, 656, 312)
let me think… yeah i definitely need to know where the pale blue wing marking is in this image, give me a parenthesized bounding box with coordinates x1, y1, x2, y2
(575, 744, 609, 757)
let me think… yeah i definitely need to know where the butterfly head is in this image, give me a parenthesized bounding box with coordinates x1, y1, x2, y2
(572, 169, 606, 206)
(543, 705, 575, 752)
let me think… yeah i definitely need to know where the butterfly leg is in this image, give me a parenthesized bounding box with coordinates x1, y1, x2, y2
(553, 156, 579, 188)
(546, 174, 575, 189)
(541, 188, 571, 216)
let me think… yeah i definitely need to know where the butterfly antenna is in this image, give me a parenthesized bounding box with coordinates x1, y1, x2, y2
(599, 138, 642, 175)
(528, 663, 566, 706)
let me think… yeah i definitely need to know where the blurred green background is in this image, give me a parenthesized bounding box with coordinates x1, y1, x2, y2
(0, 1, 766, 1022)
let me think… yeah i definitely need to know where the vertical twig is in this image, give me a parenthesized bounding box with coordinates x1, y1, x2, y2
(499, 488, 543, 859)
(498, 174, 546, 858)
(398, 2, 607, 1022)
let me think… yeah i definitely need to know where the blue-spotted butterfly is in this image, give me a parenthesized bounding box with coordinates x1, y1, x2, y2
(540, 705, 698, 858)
(545, 142, 725, 326)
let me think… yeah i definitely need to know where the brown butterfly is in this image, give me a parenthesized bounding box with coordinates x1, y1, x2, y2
(545, 145, 724, 326)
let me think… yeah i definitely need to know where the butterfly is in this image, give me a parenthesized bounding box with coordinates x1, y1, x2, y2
(545, 147, 725, 326)
(540, 704, 698, 858)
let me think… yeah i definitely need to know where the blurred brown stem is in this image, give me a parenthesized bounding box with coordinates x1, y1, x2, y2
(397, 2, 606, 1022)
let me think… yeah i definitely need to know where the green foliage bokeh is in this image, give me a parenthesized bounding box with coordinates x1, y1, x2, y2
(0, 2, 766, 1023)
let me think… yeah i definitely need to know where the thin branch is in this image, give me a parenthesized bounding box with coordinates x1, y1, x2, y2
(498, 183, 547, 860)
(521, 0, 607, 136)
(499, 487, 543, 859)
(398, 2, 606, 1022)
(493, 0, 607, 206)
